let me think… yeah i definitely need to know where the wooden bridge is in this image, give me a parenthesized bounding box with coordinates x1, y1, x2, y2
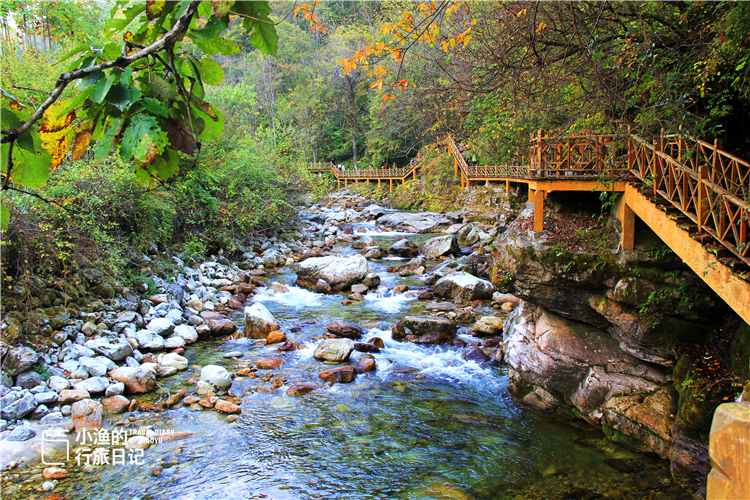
(446, 131, 750, 325)
(308, 156, 422, 191)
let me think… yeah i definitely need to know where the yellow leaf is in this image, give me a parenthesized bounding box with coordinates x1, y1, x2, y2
(71, 126, 93, 161)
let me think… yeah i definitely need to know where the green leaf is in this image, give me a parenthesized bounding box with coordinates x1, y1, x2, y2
(736, 61, 746, 72)
(56, 44, 91, 65)
(106, 3, 146, 33)
(1, 108, 22, 129)
(143, 75, 179, 101)
(140, 97, 169, 117)
(100, 42, 120, 62)
(94, 117, 123, 160)
(195, 36, 240, 56)
(1, 202, 9, 232)
(197, 58, 224, 85)
(192, 15, 229, 43)
(105, 83, 141, 111)
(247, 15, 277, 57)
(11, 141, 51, 189)
(191, 103, 224, 140)
(234, 1, 272, 16)
(120, 113, 167, 162)
(90, 74, 117, 103)
(57, 87, 94, 116)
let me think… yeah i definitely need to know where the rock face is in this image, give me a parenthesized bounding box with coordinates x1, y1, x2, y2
(313, 338, 354, 362)
(422, 235, 459, 260)
(244, 303, 280, 339)
(376, 212, 455, 233)
(295, 255, 369, 292)
(503, 302, 687, 479)
(434, 272, 495, 301)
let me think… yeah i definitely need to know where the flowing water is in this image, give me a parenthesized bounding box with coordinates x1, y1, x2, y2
(9, 224, 686, 500)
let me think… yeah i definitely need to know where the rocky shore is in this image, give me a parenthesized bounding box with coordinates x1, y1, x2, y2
(1, 186, 744, 499)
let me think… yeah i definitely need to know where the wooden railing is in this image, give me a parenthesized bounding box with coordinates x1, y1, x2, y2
(529, 132, 630, 179)
(629, 133, 749, 266)
(307, 156, 423, 180)
(445, 132, 748, 266)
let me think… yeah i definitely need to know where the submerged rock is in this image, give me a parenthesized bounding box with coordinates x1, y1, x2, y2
(326, 321, 365, 339)
(319, 366, 357, 383)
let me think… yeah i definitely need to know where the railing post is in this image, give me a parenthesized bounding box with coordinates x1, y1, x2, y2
(537, 129, 544, 177)
(628, 126, 635, 174)
(653, 136, 664, 200)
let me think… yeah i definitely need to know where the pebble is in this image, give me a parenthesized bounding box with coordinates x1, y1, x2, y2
(223, 352, 244, 359)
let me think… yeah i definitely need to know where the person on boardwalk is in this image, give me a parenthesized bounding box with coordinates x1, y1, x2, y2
(471, 152, 478, 167)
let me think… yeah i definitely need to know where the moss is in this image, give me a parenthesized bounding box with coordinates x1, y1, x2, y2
(601, 426, 652, 452)
(731, 323, 750, 381)
(555, 406, 583, 419)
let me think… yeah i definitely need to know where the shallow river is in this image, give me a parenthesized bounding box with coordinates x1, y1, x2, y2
(13, 223, 685, 500)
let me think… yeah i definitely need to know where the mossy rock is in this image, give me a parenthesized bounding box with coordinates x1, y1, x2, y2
(601, 426, 653, 454)
(673, 353, 728, 436)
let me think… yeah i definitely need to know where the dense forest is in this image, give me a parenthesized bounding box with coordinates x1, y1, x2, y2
(2, 0, 749, 304)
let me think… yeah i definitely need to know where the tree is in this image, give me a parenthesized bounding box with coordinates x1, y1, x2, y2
(0, 0, 283, 230)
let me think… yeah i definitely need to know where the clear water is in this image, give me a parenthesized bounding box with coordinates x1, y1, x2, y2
(3, 228, 684, 499)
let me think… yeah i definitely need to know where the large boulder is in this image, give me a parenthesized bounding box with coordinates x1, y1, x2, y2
(504, 301, 670, 438)
(326, 321, 365, 339)
(135, 329, 165, 350)
(200, 365, 232, 389)
(376, 212, 455, 233)
(433, 272, 495, 301)
(399, 316, 457, 344)
(295, 255, 369, 292)
(313, 338, 354, 362)
(422, 235, 459, 260)
(109, 366, 157, 394)
(85, 337, 133, 361)
(244, 303, 280, 339)
(389, 239, 419, 258)
(146, 318, 175, 337)
(3, 346, 38, 376)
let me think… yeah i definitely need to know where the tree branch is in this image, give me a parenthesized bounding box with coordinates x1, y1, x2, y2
(0, 1, 200, 142)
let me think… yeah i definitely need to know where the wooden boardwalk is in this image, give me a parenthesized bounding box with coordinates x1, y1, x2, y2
(444, 132, 749, 324)
(308, 157, 422, 191)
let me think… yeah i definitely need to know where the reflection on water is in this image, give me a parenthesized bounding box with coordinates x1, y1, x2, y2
(10, 229, 684, 500)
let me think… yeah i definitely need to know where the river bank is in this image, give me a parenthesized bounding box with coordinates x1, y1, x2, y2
(1, 186, 739, 499)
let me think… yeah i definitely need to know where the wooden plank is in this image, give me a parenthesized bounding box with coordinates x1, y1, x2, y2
(534, 180, 628, 193)
(624, 185, 750, 325)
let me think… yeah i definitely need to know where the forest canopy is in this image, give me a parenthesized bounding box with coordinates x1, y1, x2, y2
(1, 0, 749, 294)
